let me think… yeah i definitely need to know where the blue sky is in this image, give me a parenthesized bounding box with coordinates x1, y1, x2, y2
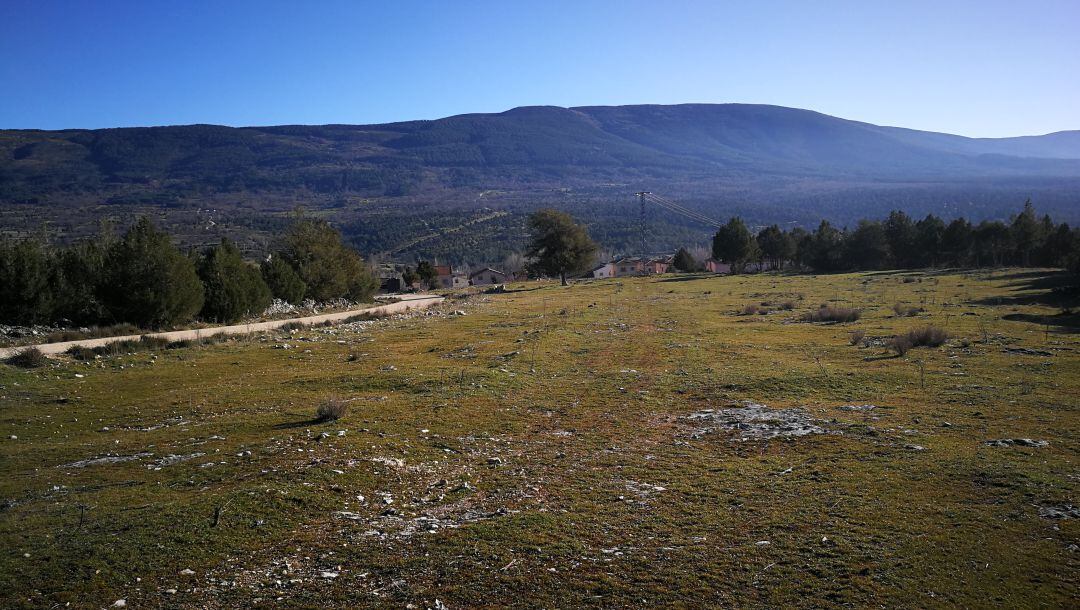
(1, 0, 1077, 136)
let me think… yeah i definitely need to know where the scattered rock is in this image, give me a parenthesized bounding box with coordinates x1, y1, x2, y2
(487, 457, 503, 467)
(180, 568, 196, 576)
(686, 401, 826, 440)
(112, 600, 126, 607)
(985, 438, 1049, 448)
(59, 452, 153, 469)
(624, 480, 666, 499)
(837, 404, 878, 411)
(371, 457, 405, 468)
(148, 452, 205, 469)
(320, 571, 339, 579)
(1003, 347, 1053, 357)
(904, 444, 927, 451)
(1038, 505, 1079, 519)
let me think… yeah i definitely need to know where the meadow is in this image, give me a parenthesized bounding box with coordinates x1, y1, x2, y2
(1, 269, 1077, 608)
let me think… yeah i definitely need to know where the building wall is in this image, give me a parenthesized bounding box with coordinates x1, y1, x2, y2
(471, 272, 507, 285)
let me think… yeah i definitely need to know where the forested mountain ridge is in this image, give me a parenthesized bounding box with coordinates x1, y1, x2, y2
(2, 104, 1079, 262)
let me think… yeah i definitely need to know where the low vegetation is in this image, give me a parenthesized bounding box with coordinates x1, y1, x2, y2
(5, 346, 47, 368)
(1, 269, 1076, 608)
(0, 216, 377, 330)
(802, 304, 861, 323)
(315, 397, 349, 422)
(893, 302, 922, 317)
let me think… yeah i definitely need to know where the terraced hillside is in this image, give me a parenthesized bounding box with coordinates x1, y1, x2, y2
(1, 269, 1077, 607)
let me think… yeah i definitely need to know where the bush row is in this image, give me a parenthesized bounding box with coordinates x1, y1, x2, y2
(0, 217, 378, 328)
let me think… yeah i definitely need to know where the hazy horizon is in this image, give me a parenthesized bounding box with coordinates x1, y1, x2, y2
(6, 102, 1079, 140)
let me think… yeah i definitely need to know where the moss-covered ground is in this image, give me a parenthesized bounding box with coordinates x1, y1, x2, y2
(1, 269, 1077, 608)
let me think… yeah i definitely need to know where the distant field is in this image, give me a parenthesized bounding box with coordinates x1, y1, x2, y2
(1, 269, 1077, 608)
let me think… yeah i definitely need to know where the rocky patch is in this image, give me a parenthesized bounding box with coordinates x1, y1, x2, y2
(685, 401, 826, 441)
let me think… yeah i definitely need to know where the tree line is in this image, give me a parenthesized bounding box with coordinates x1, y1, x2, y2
(0, 217, 378, 328)
(712, 201, 1080, 274)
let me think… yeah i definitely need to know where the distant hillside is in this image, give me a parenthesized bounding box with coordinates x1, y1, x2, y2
(2, 104, 1079, 262)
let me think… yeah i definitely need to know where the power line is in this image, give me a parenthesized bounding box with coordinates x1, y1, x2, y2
(643, 193, 724, 227)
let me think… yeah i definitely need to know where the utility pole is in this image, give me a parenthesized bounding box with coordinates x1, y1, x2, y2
(635, 191, 651, 257)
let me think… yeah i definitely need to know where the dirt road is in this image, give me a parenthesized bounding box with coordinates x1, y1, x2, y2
(0, 294, 444, 359)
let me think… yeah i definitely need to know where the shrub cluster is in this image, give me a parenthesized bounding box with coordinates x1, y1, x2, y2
(890, 325, 950, 355)
(741, 303, 766, 315)
(316, 397, 348, 422)
(0, 216, 378, 329)
(893, 303, 922, 317)
(803, 305, 862, 323)
(6, 346, 48, 368)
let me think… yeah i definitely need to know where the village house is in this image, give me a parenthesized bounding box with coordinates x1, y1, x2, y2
(469, 267, 508, 286)
(435, 265, 469, 289)
(606, 256, 673, 277)
(643, 256, 672, 274)
(704, 259, 731, 274)
(590, 261, 615, 279)
(613, 257, 645, 276)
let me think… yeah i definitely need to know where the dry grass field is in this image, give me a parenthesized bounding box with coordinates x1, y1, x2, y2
(1, 269, 1077, 608)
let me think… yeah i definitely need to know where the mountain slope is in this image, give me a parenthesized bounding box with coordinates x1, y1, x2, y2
(1, 104, 1078, 260)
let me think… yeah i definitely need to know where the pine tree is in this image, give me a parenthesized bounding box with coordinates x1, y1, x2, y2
(526, 209, 598, 285)
(807, 220, 846, 272)
(712, 217, 756, 274)
(942, 218, 974, 267)
(756, 225, 795, 270)
(672, 247, 699, 272)
(416, 261, 437, 289)
(1010, 200, 1043, 266)
(883, 211, 917, 268)
(0, 237, 55, 324)
(99, 217, 204, 328)
(282, 218, 378, 302)
(198, 239, 273, 323)
(261, 254, 307, 304)
(53, 239, 107, 324)
(914, 214, 946, 267)
(845, 221, 890, 270)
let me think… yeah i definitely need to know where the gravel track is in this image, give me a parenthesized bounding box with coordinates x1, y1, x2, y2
(0, 294, 444, 359)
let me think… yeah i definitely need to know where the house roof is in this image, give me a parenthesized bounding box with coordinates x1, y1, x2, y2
(468, 267, 506, 278)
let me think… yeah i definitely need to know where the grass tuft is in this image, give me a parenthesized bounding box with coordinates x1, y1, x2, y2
(893, 302, 922, 317)
(315, 397, 348, 422)
(803, 305, 861, 323)
(6, 346, 48, 368)
(891, 325, 949, 355)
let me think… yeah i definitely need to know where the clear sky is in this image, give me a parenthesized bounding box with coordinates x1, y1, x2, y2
(1, 0, 1077, 136)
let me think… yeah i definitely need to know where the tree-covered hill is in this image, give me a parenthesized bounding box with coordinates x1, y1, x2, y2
(2, 104, 1079, 262)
